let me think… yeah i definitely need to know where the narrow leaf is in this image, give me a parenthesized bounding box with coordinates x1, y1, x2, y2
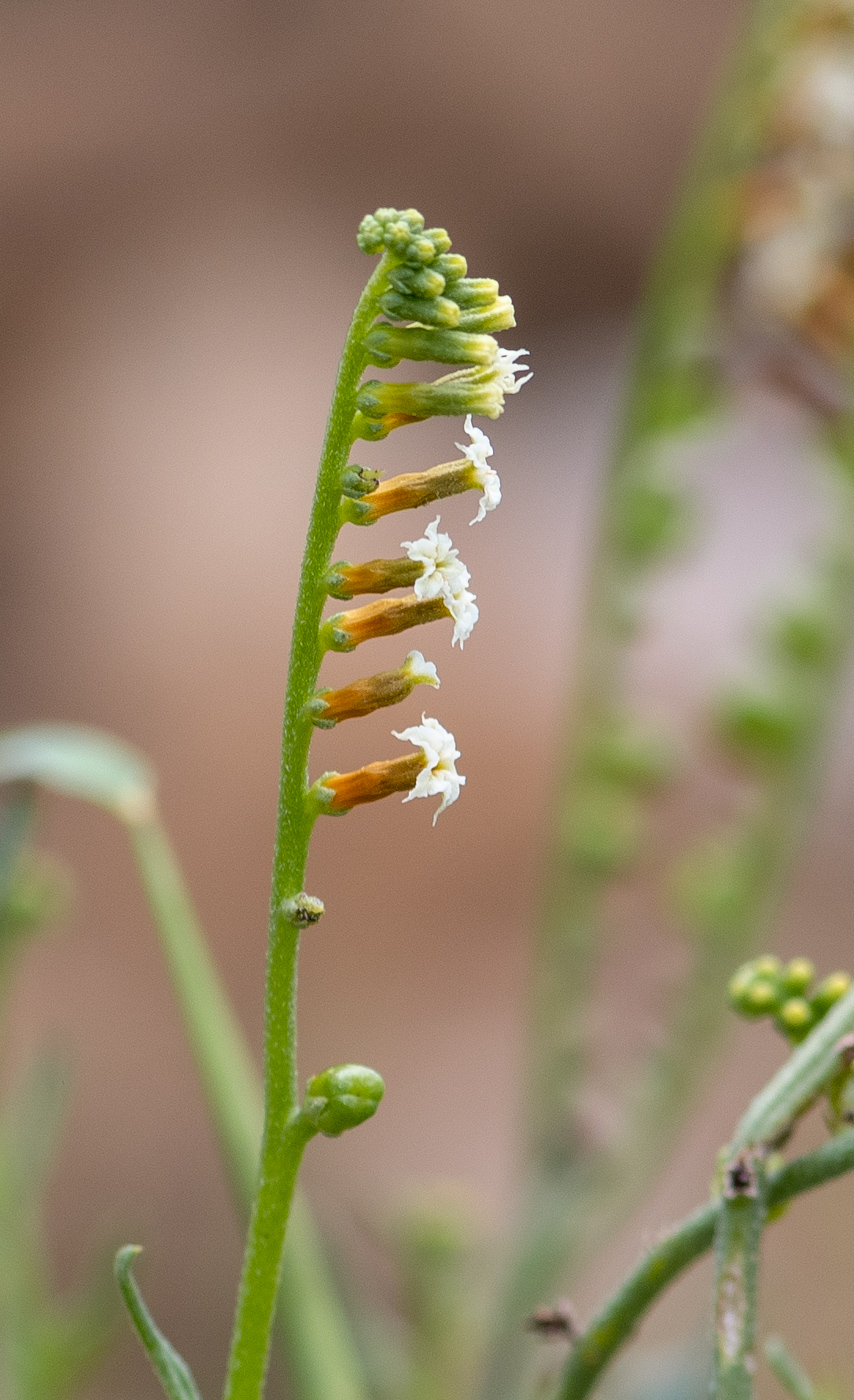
(764, 1337, 816, 1400)
(0, 726, 155, 825)
(114, 1247, 202, 1400)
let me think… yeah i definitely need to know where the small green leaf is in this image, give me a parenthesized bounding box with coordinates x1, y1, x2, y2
(0, 726, 156, 825)
(115, 1247, 202, 1400)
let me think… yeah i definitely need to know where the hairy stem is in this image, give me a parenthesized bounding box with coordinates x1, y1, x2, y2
(223, 253, 392, 1400)
(553, 1130, 854, 1400)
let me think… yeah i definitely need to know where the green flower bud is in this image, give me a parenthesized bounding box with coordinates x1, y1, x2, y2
(586, 721, 673, 792)
(456, 299, 516, 333)
(717, 689, 809, 769)
(774, 605, 841, 672)
(728, 957, 783, 1014)
(379, 290, 462, 327)
(775, 997, 816, 1042)
(445, 277, 500, 309)
(612, 477, 686, 566)
(811, 971, 852, 1015)
(432, 253, 467, 282)
(387, 265, 447, 299)
(302, 1064, 385, 1137)
(564, 784, 641, 875)
(363, 324, 498, 368)
(781, 957, 814, 996)
(357, 208, 425, 255)
(742, 978, 781, 1017)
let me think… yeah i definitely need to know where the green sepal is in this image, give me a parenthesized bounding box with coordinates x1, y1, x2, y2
(115, 1246, 203, 1400)
(386, 265, 446, 299)
(0, 725, 156, 825)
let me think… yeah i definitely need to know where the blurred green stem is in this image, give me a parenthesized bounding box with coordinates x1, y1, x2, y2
(484, 9, 804, 1396)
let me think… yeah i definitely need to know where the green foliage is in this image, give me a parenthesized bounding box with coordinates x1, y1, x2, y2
(115, 1247, 202, 1400)
(0, 726, 155, 826)
(0, 1055, 112, 1400)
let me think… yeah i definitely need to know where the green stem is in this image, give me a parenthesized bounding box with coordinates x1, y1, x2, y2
(223, 253, 392, 1400)
(711, 1156, 767, 1400)
(553, 1130, 854, 1400)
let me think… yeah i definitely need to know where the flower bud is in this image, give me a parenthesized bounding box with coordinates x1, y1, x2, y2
(309, 651, 439, 725)
(717, 689, 810, 768)
(281, 892, 326, 928)
(775, 997, 816, 1042)
(387, 265, 447, 299)
(378, 291, 462, 327)
(302, 1064, 385, 1137)
(728, 957, 784, 1015)
(432, 253, 467, 282)
(362, 324, 499, 368)
(782, 957, 815, 995)
(326, 556, 422, 600)
(320, 594, 450, 651)
(456, 299, 516, 333)
(811, 970, 852, 1015)
(446, 277, 501, 309)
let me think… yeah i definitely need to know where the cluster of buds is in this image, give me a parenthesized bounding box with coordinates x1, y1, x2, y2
(735, 1, 854, 381)
(309, 209, 531, 825)
(729, 953, 852, 1041)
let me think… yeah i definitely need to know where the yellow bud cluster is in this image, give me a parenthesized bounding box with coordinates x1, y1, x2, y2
(728, 954, 852, 1042)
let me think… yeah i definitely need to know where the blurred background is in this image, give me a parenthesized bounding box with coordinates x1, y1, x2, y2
(2, 1, 854, 1396)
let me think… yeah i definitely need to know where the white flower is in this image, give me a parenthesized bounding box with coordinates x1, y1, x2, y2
(393, 715, 465, 823)
(445, 588, 479, 648)
(402, 517, 470, 602)
(493, 347, 532, 394)
(401, 517, 478, 646)
(455, 414, 502, 524)
(401, 650, 440, 688)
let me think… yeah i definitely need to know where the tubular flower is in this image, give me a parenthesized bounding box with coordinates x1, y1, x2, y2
(392, 716, 465, 824)
(353, 348, 532, 439)
(456, 415, 501, 523)
(402, 518, 479, 648)
(309, 652, 439, 726)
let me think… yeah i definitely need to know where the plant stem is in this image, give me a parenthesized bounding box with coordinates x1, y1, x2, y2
(223, 253, 392, 1400)
(553, 1130, 854, 1400)
(710, 1157, 767, 1400)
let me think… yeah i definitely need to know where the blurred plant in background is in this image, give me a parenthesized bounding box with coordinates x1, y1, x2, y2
(7, 0, 854, 1397)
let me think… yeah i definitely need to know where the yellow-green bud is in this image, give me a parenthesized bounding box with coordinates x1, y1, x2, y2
(718, 691, 808, 768)
(446, 277, 501, 309)
(781, 957, 814, 996)
(741, 978, 781, 1017)
(379, 291, 461, 328)
(363, 324, 498, 368)
(775, 997, 815, 1042)
(302, 1064, 385, 1137)
(811, 971, 852, 1015)
(387, 265, 446, 299)
(753, 955, 783, 979)
(457, 299, 516, 333)
(432, 253, 467, 282)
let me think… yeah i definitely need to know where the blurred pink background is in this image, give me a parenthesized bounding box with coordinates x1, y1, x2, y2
(2, 3, 854, 1396)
